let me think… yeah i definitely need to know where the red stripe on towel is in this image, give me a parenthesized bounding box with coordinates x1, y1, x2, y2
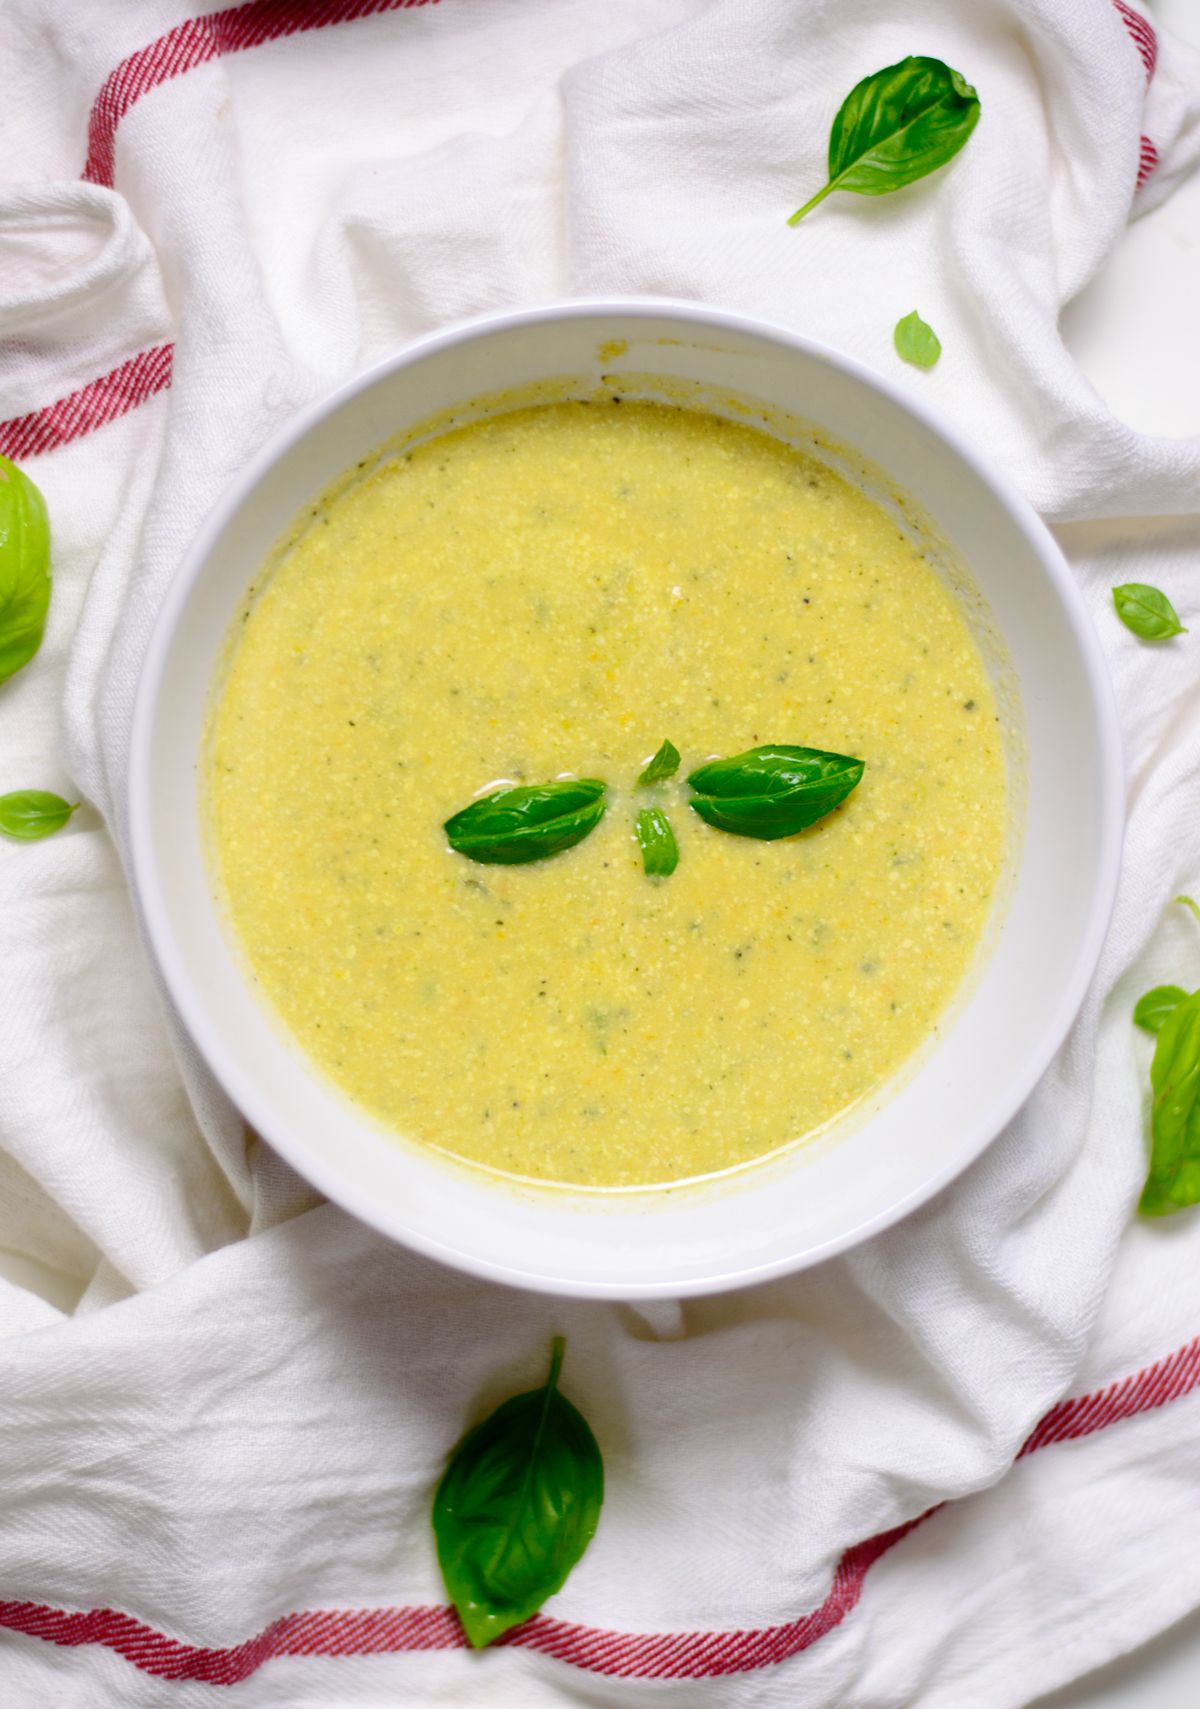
(0, 344, 173, 460)
(1112, 0, 1158, 81)
(82, 0, 439, 186)
(1136, 134, 1160, 188)
(1, 1333, 1198, 1684)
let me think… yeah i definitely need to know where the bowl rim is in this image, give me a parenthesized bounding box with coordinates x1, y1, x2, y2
(128, 296, 1125, 1298)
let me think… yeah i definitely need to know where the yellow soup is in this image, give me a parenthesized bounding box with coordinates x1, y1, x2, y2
(206, 400, 1009, 1188)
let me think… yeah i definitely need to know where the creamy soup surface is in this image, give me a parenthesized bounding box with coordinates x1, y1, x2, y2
(206, 400, 1009, 1188)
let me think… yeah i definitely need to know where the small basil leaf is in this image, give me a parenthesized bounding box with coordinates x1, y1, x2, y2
(1139, 989, 1200, 1216)
(637, 738, 680, 786)
(0, 456, 52, 687)
(433, 1338, 604, 1648)
(1134, 985, 1190, 1035)
(688, 745, 864, 840)
(1113, 583, 1186, 641)
(789, 56, 980, 225)
(894, 310, 941, 368)
(445, 779, 606, 866)
(635, 807, 679, 877)
(0, 790, 78, 842)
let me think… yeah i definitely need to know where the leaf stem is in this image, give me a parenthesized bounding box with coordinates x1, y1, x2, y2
(1177, 895, 1200, 926)
(546, 1336, 566, 1394)
(787, 179, 836, 225)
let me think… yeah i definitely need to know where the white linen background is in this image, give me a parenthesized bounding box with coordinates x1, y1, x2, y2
(1, 0, 1200, 1702)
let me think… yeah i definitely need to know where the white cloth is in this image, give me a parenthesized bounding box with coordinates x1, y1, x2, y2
(1, 0, 1199, 1702)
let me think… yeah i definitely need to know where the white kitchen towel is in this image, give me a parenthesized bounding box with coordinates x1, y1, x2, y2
(1, 0, 1200, 1702)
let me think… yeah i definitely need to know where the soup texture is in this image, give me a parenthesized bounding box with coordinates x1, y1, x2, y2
(206, 400, 1008, 1187)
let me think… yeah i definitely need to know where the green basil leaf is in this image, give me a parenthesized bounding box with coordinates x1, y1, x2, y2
(637, 738, 680, 786)
(688, 744, 864, 840)
(635, 806, 679, 876)
(445, 779, 606, 865)
(1113, 583, 1186, 641)
(0, 790, 78, 842)
(1138, 1176, 1179, 1217)
(894, 309, 942, 368)
(789, 56, 980, 225)
(1140, 989, 1200, 1215)
(0, 456, 52, 686)
(433, 1338, 604, 1648)
(1134, 985, 1190, 1035)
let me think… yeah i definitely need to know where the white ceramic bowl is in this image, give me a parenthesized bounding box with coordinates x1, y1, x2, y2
(129, 300, 1123, 1299)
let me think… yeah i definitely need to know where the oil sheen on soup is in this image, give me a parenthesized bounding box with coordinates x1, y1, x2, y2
(206, 400, 1009, 1188)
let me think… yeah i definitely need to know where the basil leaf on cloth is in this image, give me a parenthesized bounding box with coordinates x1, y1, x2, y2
(1140, 990, 1200, 1216)
(0, 790, 78, 841)
(0, 455, 52, 686)
(1113, 582, 1186, 640)
(894, 309, 942, 368)
(433, 1338, 604, 1648)
(789, 56, 980, 225)
(1134, 985, 1190, 1036)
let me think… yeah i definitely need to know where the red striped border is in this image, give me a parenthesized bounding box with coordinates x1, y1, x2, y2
(0, 1331, 1198, 1686)
(0, 345, 173, 461)
(1136, 134, 1159, 189)
(28, 0, 1153, 459)
(1019, 1330, 1200, 1455)
(79, 0, 1159, 192)
(12, 4, 444, 459)
(1113, 0, 1158, 81)
(82, 0, 439, 187)
(1110, 0, 1158, 188)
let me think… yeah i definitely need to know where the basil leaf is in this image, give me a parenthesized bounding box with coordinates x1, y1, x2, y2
(789, 56, 980, 225)
(1140, 990, 1200, 1216)
(635, 806, 679, 877)
(894, 309, 941, 368)
(637, 738, 680, 786)
(688, 744, 864, 840)
(0, 456, 52, 686)
(433, 1338, 604, 1649)
(0, 790, 78, 842)
(445, 779, 606, 865)
(1134, 985, 1190, 1035)
(1113, 583, 1186, 641)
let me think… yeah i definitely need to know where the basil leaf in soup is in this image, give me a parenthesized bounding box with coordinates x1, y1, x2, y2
(636, 739, 681, 786)
(688, 745, 864, 839)
(433, 1338, 604, 1648)
(444, 778, 606, 865)
(635, 806, 679, 876)
(0, 790, 78, 841)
